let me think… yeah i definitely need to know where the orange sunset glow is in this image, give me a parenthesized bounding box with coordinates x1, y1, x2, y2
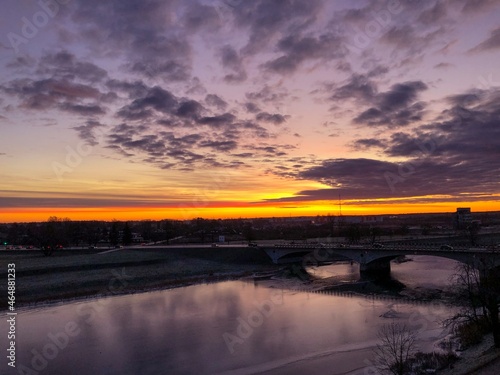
(2, 200, 499, 223)
(1, 1, 500, 222)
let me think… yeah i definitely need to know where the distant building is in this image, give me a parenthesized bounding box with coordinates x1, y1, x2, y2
(118, 231, 144, 243)
(453, 207, 473, 230)
(268, 217, 313, 226)
(132, 233, 143, 242)
(342, 216, 384, 224)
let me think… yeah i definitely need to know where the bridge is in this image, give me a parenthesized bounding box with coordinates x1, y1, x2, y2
(262, 243, 500, 277)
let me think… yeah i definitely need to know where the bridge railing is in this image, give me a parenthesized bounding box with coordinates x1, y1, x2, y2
(271, 243, 500, 253)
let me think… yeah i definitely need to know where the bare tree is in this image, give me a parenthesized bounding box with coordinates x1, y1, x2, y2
(450, 262, 486, 324)
(374, 322, 418, 375)
(447, 261, 500, 348)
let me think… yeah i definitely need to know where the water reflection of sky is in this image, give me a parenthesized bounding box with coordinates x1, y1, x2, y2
(13, 277, 457, 375)
(308, 255, 460, 291)
(391, 256, 460, 290)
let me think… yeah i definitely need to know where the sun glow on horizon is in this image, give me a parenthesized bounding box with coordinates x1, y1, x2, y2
(2, 198, 499, 223)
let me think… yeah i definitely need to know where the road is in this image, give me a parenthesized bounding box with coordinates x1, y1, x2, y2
(98, 243, 250, 254)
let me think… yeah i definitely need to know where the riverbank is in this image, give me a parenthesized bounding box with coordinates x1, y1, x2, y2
(1, 249, 458, 309)
(438, 334, 500, 375)
(0, 247, 280, 309)
(3, 249, 499, 374)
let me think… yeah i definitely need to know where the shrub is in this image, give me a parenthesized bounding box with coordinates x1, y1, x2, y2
(409, 351, 458, 373)
(456, 321, 484, 349)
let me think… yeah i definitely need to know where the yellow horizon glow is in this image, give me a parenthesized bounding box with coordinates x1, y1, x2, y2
(1, 200, 499, 223)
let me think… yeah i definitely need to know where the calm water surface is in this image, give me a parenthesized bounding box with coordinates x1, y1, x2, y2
(9, 256, 458, 375)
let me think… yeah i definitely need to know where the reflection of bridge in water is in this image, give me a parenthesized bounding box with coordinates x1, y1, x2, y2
(291, 288, 453, 306)
(263, 244, 500, 277)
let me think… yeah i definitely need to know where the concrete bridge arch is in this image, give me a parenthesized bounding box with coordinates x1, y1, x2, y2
(263, 244, 500, 277)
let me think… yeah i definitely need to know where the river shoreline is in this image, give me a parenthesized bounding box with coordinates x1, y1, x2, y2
(437, 334, 500, 375)
(2, 248, 499, 373)
(0, 247, 279, 310)
(0, 248, 467, 311)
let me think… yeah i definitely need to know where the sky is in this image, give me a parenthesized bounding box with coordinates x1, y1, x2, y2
(0, 0, 499, 222)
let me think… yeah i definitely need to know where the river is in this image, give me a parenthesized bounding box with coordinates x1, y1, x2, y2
(9, 256, 459, 375)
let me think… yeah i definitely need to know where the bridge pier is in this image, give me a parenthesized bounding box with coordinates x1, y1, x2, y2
(360, 260, 391, 278)
(264, 245, 500, 280)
